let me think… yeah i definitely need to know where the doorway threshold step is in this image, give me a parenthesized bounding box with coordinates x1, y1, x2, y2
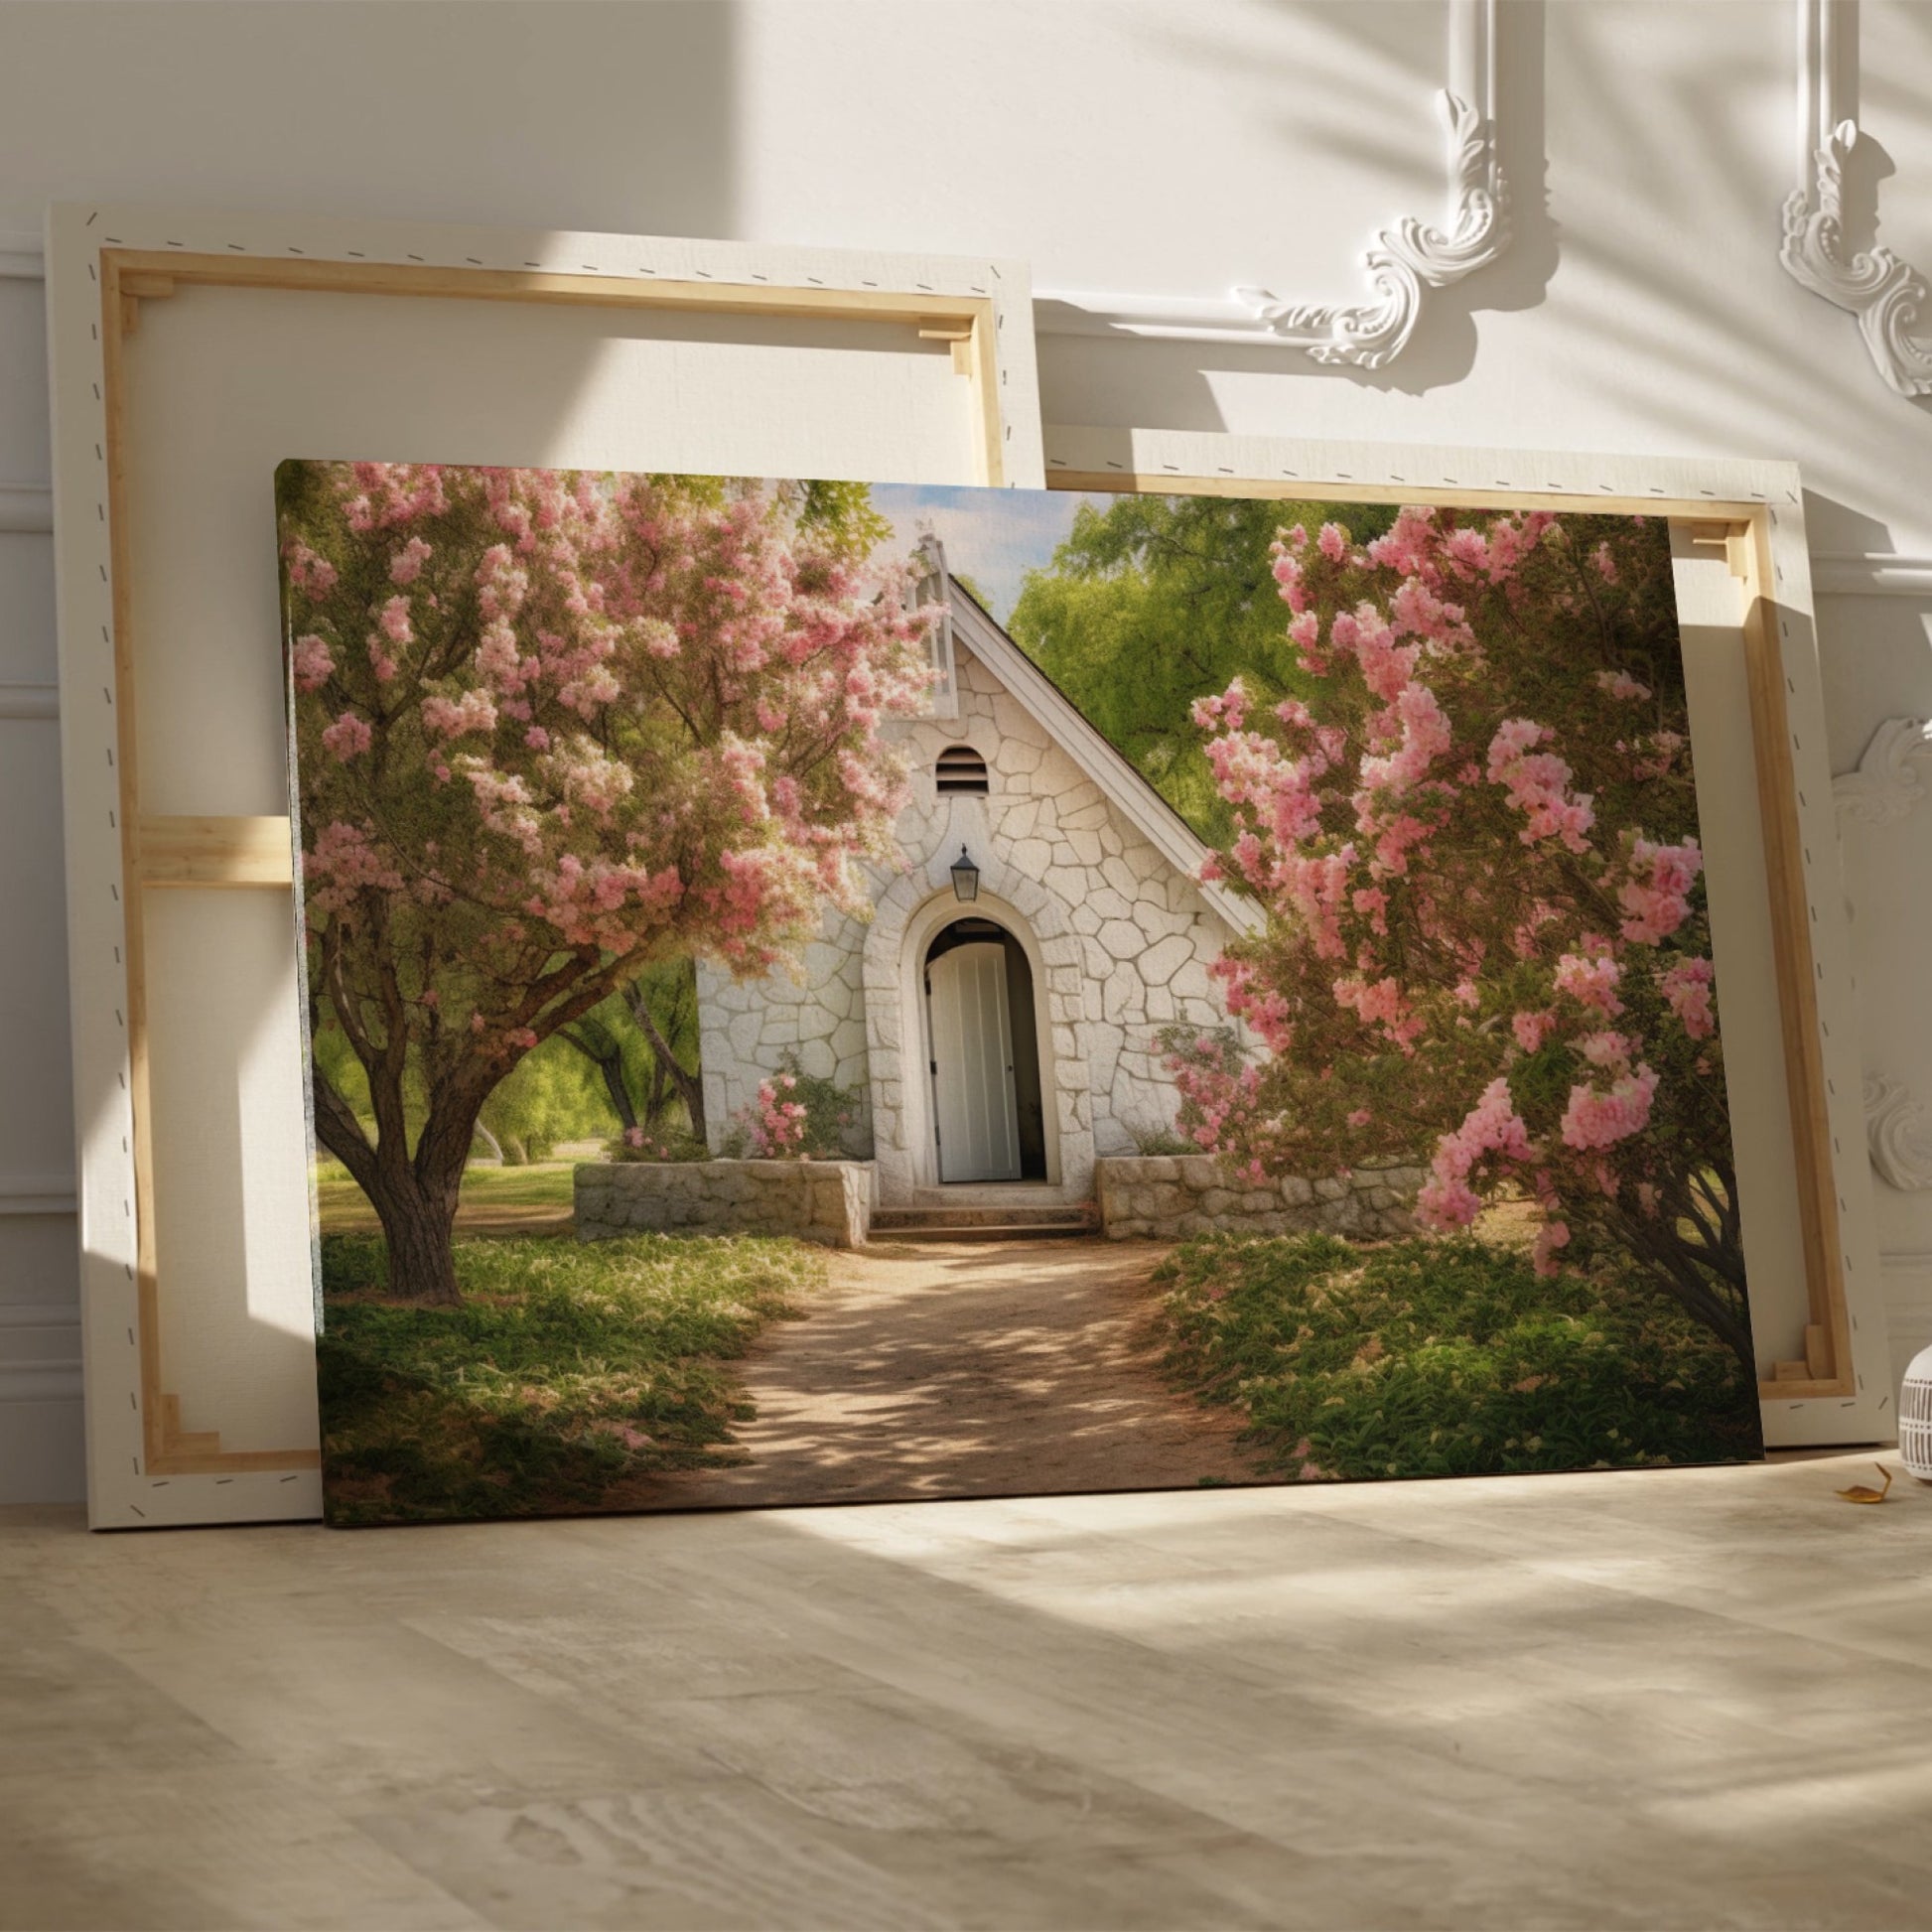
(869, 1197, 1097, 1244)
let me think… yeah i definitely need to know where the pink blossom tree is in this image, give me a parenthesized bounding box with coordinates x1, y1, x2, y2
(1173, 507, 1753, 1374)
(282, 463, 932, 1304)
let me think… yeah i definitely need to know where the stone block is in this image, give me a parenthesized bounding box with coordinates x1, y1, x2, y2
(1200, 1188, 1237, 1216)
(1317, 1195, 1366, 1234)
(1280, 1176, 1314, 1205)
(1312, 1176, 1348, 1201)
(1175, 1157, 1221, 1191)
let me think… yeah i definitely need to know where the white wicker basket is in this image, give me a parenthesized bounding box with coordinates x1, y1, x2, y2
(1901, 1344, 1932, 1480)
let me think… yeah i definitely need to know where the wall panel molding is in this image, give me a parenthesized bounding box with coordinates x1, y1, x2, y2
(0, 230, 42, 280)
(1781, 0, 1932, 399)
(0, 1302, 82, 1408)
(0, 482, 55, 532)
(0, 684, 57, 721)
(1811, 553, 1932, 597)
(0, 1173, 78, 1217)
(1035, 0, 1508, 367)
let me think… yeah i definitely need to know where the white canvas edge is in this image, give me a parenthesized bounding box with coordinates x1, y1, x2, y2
(1041, 424, 1890, 1450)
(47, 200, 1045, 1529)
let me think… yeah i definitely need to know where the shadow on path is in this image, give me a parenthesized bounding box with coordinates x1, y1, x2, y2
(639, 1237, 1269, 1510)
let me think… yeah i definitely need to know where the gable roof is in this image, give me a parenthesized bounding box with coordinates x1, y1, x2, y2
(944, 578, 1264, 937)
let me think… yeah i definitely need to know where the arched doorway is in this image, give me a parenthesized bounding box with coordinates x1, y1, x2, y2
(922, 915, 1048, 1183)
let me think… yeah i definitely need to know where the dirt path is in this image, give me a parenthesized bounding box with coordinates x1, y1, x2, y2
(646, 1237, 1266, 1510)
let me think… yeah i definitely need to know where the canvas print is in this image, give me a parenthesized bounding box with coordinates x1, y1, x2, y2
(278, 463, 1763, 1524)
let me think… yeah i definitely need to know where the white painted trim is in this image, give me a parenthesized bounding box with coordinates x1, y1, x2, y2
(0, 482, 55, 532)
(1811, 554, 1932, 598)
(1035, 0, 1507, 368)
(946, 587, 1264, 938)
(0, 1173, 78, 1216)
(1781, 0, 1932, 398)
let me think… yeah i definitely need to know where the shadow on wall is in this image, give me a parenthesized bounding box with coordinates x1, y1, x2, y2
(1035, 0, 1555, 418)
(0, 3, 739, 240)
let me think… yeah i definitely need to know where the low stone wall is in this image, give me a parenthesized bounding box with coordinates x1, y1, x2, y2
(1094, 1155, 1425, 1243)
(574, 1159, 874, 1248)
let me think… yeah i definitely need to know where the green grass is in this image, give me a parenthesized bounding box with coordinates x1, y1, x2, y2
(317, 1230, 822, 1524)
(1155, 1233, 1761, 1482)
(314, 1159, 578, 1234)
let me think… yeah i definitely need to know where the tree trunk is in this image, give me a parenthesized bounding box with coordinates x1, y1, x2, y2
(366, 1167, 465, 1307)
(594, 1055, 636, 1135)
(312, 1068, 469, 1305)
(628, 991, 706, 1143)
(559, 1024, 637, 1134)
(1605, 1199, 1757, 1382)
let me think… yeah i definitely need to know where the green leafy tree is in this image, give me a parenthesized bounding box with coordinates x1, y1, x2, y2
(1008, 494, 1398, 840)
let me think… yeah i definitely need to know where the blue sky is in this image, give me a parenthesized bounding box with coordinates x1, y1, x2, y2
(871, 483, 1114, 622)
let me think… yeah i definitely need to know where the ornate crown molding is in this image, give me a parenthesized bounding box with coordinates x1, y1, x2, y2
(1780, 0, 1932, 399)
(1833, 717, 1932, 826)
(1864, 1074, 1932, 1191)
(1035, 0, 1509, 368)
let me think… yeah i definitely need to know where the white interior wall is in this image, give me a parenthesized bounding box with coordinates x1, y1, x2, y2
(4, 0, 1929, 1501)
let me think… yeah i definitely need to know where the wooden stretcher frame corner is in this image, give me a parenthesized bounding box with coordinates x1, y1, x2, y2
(1042, 425, 1887, 1449)
(47, 201, 1044, 1527)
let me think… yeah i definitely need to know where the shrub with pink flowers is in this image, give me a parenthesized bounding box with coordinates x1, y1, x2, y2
(1173, 506, 1751, 1373)
(282, 463, 933, 1303)
(719, 1053, 864, 1162)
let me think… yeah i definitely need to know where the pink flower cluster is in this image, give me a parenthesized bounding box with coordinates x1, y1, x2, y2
(1486, 719, 1595, 852)
(741, 1074, 809, 1158)
(1511, 1009, 1556, 1052)
(1554, 950, 1623, 1016)
(1617, 837, 1701, 945)
(1559, 1063, 1659, 1151)
(1594, 668, 1650, 701)
(1417, 1077, 1534, 1230)
(1659, 956, 1716, 1037)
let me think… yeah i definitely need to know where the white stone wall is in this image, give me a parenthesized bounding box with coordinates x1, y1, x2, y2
(698, 643, 1236, 1200)
(575, 1159, 873, 1248)
(1095, 1157, 1425, 1244)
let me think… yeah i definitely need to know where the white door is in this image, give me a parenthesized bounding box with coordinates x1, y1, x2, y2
(926, 942, 1022, 1182)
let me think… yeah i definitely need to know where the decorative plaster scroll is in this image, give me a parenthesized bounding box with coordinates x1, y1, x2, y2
(1035, 0, 1508, 367)
(1864, 1074, 1932, 1191)
(1781, 0, 1932, 399)
(1833, 717, 1932, 825)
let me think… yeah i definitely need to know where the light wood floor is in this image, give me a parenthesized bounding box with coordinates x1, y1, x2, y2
(5, 1450, 1932, 1930)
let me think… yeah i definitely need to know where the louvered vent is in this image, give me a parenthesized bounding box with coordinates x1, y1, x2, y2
(935, 745, 990, 795)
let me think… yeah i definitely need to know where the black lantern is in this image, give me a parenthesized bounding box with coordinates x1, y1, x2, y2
(950, 844, 980, 902)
